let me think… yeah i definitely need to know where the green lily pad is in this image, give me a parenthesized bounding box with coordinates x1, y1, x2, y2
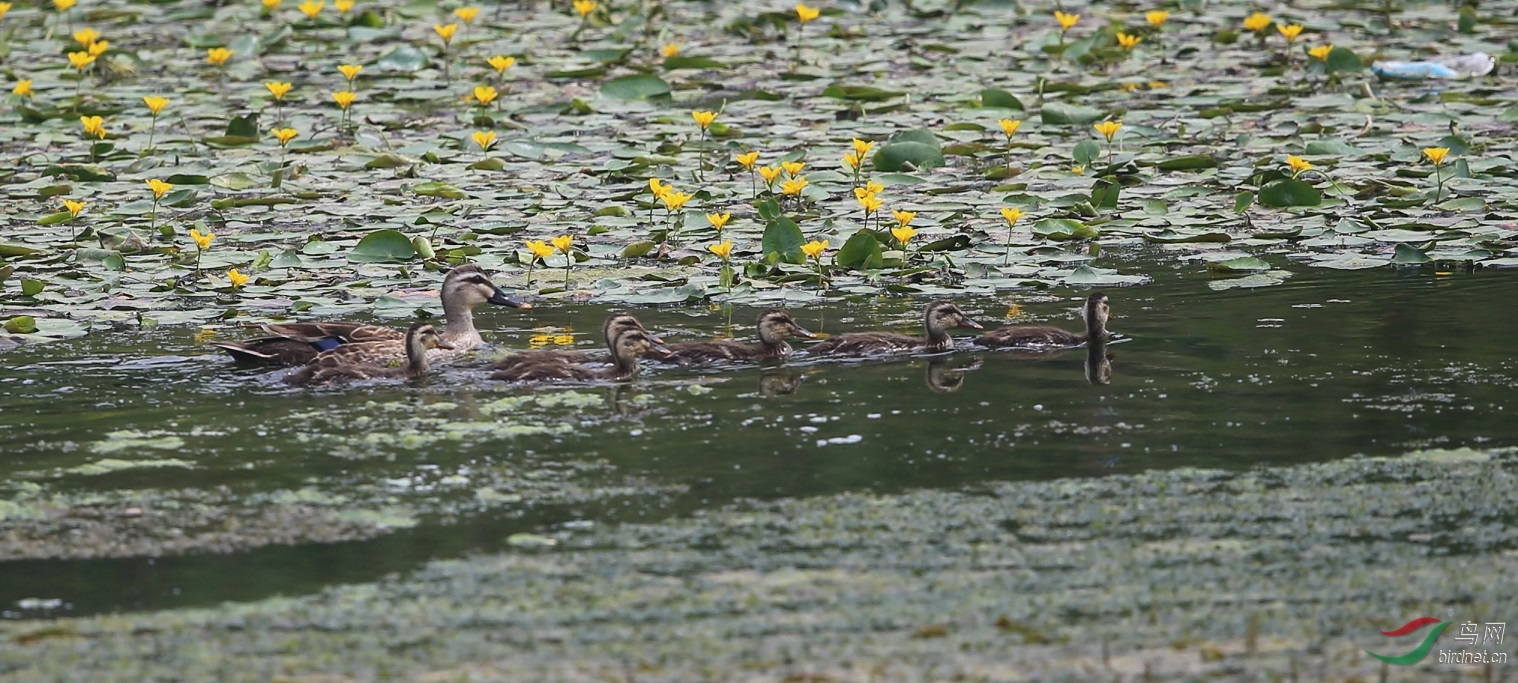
(600, 75, 672, 100)
(836, 230, 884, 270)
(349, 229, 418, 262)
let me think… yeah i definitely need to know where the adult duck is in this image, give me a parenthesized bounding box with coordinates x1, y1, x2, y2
(215, 264, 529, 366)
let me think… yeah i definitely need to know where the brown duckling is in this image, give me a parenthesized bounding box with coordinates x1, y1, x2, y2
(485, 314, 645, 374)
(285, 323, 455, 386)
(804, 301, 982, 356)
(974, 292, 1110, 349)
(655, 310, 814, 365)
(215, 264, 529, 366)
(489, 317, 668, 383)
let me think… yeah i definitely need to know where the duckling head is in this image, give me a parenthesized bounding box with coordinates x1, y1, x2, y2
(601, 313, 647, 347)
(406, 322, 457, 352)
(756, 309, 815, 346)
(923, 300, 982, 336)
(609, 327, 671, 376)
(444, 264, 531, 309)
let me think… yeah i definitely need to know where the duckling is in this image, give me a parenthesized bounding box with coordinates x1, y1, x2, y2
(804, 301, 982, 356)
(655, 310, 814, 365)
(484, 314, 645, 374)
(974, 292, 1110, 349)
(285, 323, 454, 386)
(489, 318, 668, 383)
(215, 264, 529, 366)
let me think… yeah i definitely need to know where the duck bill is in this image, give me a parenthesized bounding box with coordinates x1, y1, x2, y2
(792, 324, 817, 339)
(488, 288, 532, 309)
(647, 334, 672, 355)
(959, 317, 984, 330)
(435, 339, 458, 350)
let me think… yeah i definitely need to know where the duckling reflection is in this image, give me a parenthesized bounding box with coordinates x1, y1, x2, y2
(925, 358, 984, 393)
(804, 300, 981, 356)
(758, 368, 805, 396)
(1086, 339, 1113, 386)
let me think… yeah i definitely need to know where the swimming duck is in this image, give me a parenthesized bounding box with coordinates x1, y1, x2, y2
(655, 310, 814, 365)
(285, 323, 454, 386)
(484, 314, 646, 373)
(974, 292, 1110, 349)
(488, 317, 668, 382)
(804, 301, 982, 355)
(214, 264, 529, 366)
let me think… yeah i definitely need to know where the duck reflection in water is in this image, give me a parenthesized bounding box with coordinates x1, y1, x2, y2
(1086, 339, 1113, 386)
(925, 358, 984, 393)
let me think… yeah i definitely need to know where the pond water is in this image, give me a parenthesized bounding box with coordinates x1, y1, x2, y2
(3, 253, 1516, 618)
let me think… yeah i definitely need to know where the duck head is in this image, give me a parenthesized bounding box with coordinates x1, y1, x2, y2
(609, 324, 671, 378)
(444, 264, 531, 310)
(1084, 291, 1110, 338)
(922, 301, 982, 348)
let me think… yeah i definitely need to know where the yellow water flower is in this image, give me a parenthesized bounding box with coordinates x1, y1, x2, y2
(148, 178, 174, 199)
(1308, 45, 1332, 61)
(338, 64, 363, 80)
(781, 177, 809, 196)
(551, 234, 573, 253)
(649, 177, 671, 197)
(261, 0, 280, 10)
(890, 225, 916, 246)
(334, 0, 353, 12)
(795, 3, 819, 23)
(227, 268, 250, 288)
(1146, 10, 1168, 27)
(80, 115, 105, 138)
(758, 166, 782, 185)
(998, 119, 1021, 137)
(780, 160, 805, 176)
(661, 43, 680, 58)
(190, 228, 214, 249)
(691, 110, 717, 129)
(525, 240, 555, 260)
(64, 199, 85, 217)
(265, 81, 292, 100)
(736, 151, 760, 169)
(661, 190, 693, 211)
(572, 0, 596, 16)
(1116, 32, 1141, 49)
(842, 151, 862, 171)
(273, 128, 299, 145)
(471, 130, 496, 151)
(487, 55, 515, 74)
(67, 51, 96, 71)
(143, 96, 169, 115)
(12, 80, 31, 97)
(1000, 207, 1024, 224)
(332, 90, 356, 109)
(0, 2, 12, 18)
(893, 210, 916, 227)
(1287, 155, 1312, 175)
(862, 179, 883, 195)
(72, 27, 99, 46)
(87, 40, 109, 56)
(851, 138, 874, 156)
(707, 240, 733, 260)
(298, 0, 323, 19)
(207, 47, 233, 66)
(53, 0, 76, 10)
(453, 6, 479, 23)
(434, 23, 458, 42)
(857, 193, 882, 213)
(1243, 12, 1271, 32)
(1093, 120, 1123, 141)
(801, 239, 827, 259)
(1423, 147, 1450, 165)
(706, 212, 731, 230)
(1277, 23, 1303, 43)
(1054, 10, 1079, 31)
(473, 85, 498, 105)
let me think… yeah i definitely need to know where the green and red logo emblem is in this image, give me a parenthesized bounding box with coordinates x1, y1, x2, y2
(1365, 617, 1451, 665)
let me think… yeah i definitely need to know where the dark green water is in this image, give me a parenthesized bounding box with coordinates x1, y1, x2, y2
(3, 256, 1516, 618)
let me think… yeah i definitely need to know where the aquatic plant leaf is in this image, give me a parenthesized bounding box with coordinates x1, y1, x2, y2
(873, 142, 944, 171)
(761, 216, 806, 265)
(600, 75, 672, 100)
(349, 229, 418, 262)
(1391, 243, 1432, 264)
(836, 230, 884, 269)
(1258, 179, 1321, 207)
